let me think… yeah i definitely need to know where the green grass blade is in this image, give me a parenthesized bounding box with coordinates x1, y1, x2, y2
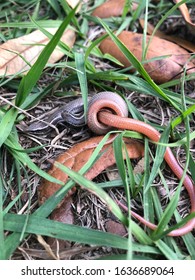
(3, 213, 160, 256)
(0, 108, 18, 148)
(189, 154, 195, 183)
(144, 124, 171, 193)
(85, 33, 108, 60)
(75, 51, 88, 122)
(155, 240, 181, 260)
(143, 139, 155, 227)
(15, 7, 76, 107)
(0, 175, 5, 260)
(171, 104, 195, 129)
(181, 233, 195, 259)
(130, 220, 153, 246)
(46, 0, 63, 18)
(0, 20, 62, 29)
(31, 18, 74, 59)
(113, 134, 133, 259)
(4, 213, 128, 250)
(58, 0, 80, 30)
(5, 134, 64, 185)
(117, 76, 195, 106)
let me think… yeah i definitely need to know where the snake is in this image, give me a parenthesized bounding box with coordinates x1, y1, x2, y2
(38, 91, 195, 236)
(26, 97, 87, 134)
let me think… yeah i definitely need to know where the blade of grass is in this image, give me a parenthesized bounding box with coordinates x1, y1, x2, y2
(85, 33, 108, 60)
(75, 51, 88, 123)
(0, 108, 18, 148)
(46, 0, 63, 18)
(155, 240, 181, 260)
(171, 103, 195, 129)
(151, 187, 177, 249)
(146, 0, 191, 55)
(0, 20, 63, 29)
(117, 75, 195, 106)
(15, 7, 77, 107)
(3, 213, 160, 255)
(189, 154, 195, 183)
(113, 134, 133, 259)
(31, 17, 74, 59)
(143, 138, 155, 228)
(0, 174, 5, 260)
(4, 213, 128, 250)
(144, 124, 171, 193)
(151, 179, 183, 239)
(5, 133, 64, 185)
(58, 0, 80, 31)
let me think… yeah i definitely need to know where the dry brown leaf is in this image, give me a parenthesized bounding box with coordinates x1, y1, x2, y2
(38, 136, 144, 205)
(105, 220, 127, 236)
(47, 196, 74, 257)
(0, 28, 76, 77)
(174, 0, 195, 33)
(99, 31, 195, 83)
(139, 19, 195, 53)
(92, 0, 138, 18)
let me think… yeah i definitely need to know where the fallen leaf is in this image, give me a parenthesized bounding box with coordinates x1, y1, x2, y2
(92, 0, 138, 18)
(38, 136, 144, 205)
(0, 28, 76, 77)
(174, 0, 195, 33)
(99, 31, 195, 83)
(105, 220, 127, 236)
(47, 196, 74, 257)
(139, 19, 195, 53)
(51, 196, 74, 224)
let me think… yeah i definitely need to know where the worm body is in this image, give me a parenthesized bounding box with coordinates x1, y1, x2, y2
(87, 91, 195, 236)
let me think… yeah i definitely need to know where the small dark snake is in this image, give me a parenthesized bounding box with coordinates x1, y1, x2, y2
(26, 97, 87, 134)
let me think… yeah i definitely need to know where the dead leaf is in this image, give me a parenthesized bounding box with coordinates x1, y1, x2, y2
(105, 220, 127, 236)
(50, 196, 74, 224)
(0, 28, 76, 77)
(139, 19, 195, 53)
(92, 0, 138, 18)
(174, 0, 195, 33)
(47, 196, 74, 257)
(99, 31, 195, 83)
(38, 136, 144, 206)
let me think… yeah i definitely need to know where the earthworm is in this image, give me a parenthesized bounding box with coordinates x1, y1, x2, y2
(87, 91, 195, 236)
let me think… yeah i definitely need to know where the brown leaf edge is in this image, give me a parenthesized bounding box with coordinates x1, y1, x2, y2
(139, 18, 195, 53)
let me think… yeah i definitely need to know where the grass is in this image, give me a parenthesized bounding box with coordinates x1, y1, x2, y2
(0, 0, 195, 260)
